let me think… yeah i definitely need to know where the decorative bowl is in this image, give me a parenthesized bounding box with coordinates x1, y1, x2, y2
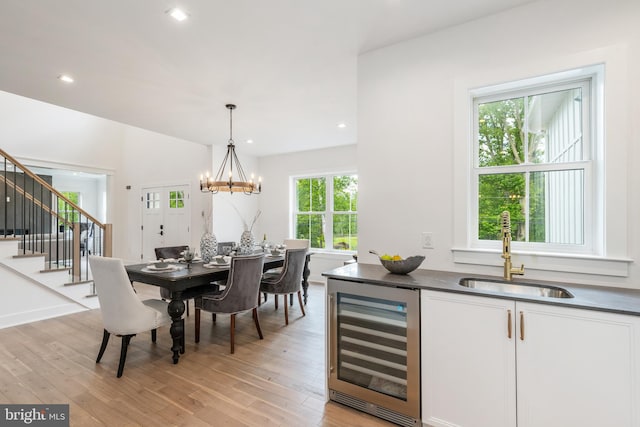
(370, 250, 425, 275)
(154, 262, 169, 269)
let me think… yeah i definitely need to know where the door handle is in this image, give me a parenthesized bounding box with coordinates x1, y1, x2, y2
(507, 309, 512, 339)
(159, 231, 164, 236)
(520, 311, 525, 341)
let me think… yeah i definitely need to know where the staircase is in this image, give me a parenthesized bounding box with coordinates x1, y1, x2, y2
(0, 149, 112, 329)
(0, 237, 98, 328)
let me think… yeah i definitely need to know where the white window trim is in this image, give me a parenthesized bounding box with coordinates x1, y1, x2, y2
(290, 172, 358, 254)
(452, 62, 632, 277)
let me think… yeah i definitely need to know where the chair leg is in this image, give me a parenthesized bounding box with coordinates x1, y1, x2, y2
(284, 295, 289, 325)
(151, 328, 157, 343)
(297, 291, 306, 317)
(186, 300, 190, 316)
(290, 294, 294, 306)
(96, 329, 110, 363)
(195, 308, 201, 343)
(117, 335, 134, 378)
(230, 314, 236, 354)
(275, 294, 278, 310)
(252, 308, 264, 339)
(212, 313, 216, 323)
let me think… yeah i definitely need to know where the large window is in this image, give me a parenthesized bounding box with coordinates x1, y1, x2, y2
(294, 174, 358, 251)
(472, 69, 601, 254)
(58, 191, 81, 224)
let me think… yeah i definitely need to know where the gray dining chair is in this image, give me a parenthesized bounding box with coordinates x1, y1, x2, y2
(89, 256, 172, 377)
(259, 247, 307, 325)
(194, 253, 265, 354)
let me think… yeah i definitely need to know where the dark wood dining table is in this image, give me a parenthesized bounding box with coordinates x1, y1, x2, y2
(125, 255, 285, 364)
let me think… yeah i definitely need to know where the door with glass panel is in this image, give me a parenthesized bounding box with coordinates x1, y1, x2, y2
(141, 185, 190, 261)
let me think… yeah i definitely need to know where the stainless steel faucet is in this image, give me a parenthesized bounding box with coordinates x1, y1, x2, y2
(501, 211, 524, 280)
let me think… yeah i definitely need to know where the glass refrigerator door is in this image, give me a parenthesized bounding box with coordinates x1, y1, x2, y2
(336, 292, 409, 400)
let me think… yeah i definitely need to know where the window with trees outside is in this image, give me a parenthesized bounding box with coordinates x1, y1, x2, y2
(294, 174, 358, 251)
(473, 69, 601, 254)
(58, 191, 80, 224)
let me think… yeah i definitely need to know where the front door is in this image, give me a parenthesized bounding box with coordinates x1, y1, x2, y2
(141, 185, 190, 260)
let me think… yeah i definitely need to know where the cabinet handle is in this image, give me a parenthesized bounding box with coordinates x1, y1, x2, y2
(519, 311, 525, 341)
(507, 309, 512, 339)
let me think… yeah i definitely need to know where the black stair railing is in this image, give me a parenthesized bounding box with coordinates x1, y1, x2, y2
(0, 148, 112, 282)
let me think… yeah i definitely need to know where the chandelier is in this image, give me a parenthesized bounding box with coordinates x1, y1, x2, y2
(200, 104, 262, 195)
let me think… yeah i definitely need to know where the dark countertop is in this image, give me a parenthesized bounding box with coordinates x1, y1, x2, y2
(322, 263, 640, 316)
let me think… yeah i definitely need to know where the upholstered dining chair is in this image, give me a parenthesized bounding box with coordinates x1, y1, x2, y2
(262, 238, 309, 291)
(283, 238, 310, 250)
(194, 253, 265, 354)
(89, 256, 172, 378)
(155, 245, 191, 315)
(259, 247, 307, 325)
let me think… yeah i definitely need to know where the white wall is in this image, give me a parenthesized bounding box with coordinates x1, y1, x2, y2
(0, 90, 123, 170)
(0, 90, 212, 262)
(258, 145, 357, 281)
(358, 0, 640, 288)
(114, 126, 210, 262)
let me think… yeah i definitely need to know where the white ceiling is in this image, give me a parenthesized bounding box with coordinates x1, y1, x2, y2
(0, 0, 534, 157)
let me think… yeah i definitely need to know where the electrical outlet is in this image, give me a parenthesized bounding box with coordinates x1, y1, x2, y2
(422, 232, 434, 249)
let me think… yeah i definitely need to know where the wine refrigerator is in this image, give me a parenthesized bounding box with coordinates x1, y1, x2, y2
(327, 278, 421, 426)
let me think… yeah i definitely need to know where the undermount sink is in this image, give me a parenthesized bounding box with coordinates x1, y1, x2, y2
(459, 278, 574, 299)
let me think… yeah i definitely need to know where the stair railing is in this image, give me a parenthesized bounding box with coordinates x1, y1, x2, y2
(0, 148, 112, 283)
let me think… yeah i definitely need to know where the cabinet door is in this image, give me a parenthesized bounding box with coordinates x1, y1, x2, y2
(516, 302, 640, 427)
(422, 290, 516, 427)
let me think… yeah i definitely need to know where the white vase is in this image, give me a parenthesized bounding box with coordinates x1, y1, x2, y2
(239, 230, 255, 255)
(200, 232, 217, 263)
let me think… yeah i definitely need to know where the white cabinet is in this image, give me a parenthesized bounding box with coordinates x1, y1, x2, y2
(421, 290, 640, 427)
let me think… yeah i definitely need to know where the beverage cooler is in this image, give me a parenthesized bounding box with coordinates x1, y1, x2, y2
(327, 278, 421, 427)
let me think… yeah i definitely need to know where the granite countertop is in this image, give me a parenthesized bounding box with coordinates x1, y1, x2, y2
(322, 263, 640, 316)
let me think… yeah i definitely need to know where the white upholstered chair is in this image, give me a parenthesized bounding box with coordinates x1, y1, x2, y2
(283, 238, 310, 251)
(89, 256, 172, 377)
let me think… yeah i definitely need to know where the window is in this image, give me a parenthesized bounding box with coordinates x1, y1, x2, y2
(145, 191, 160, 210)
(58, 191, 80, 224)
(168, 190, 185, 209)
(472, 68, 601, 254)
(294, 174, 358, 251)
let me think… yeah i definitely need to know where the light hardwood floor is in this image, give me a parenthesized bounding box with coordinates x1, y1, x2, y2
(0, 282, 394, 426)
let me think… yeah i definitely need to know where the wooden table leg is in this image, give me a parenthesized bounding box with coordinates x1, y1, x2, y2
(167, 296, 185, 364)
(302, 254, 311, 305)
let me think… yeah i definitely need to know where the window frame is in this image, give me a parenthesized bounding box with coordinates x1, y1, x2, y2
(291, 172, 358, 253)
(470, 70, 600, 256)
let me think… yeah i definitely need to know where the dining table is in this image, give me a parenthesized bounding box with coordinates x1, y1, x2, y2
(125, 254, 285, 364)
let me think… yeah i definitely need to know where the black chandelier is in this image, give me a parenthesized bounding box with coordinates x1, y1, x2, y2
(200, 104, 262, 195)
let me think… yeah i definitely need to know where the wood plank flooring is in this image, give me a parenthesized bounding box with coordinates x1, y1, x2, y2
(0, 282, 394, 426)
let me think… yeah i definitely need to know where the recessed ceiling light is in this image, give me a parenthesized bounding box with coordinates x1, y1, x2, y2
(166, 7, 189, 22)
(58, 74, 74, 83)
(246, 139, 254, 144)
(337, 123, 347, 129)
